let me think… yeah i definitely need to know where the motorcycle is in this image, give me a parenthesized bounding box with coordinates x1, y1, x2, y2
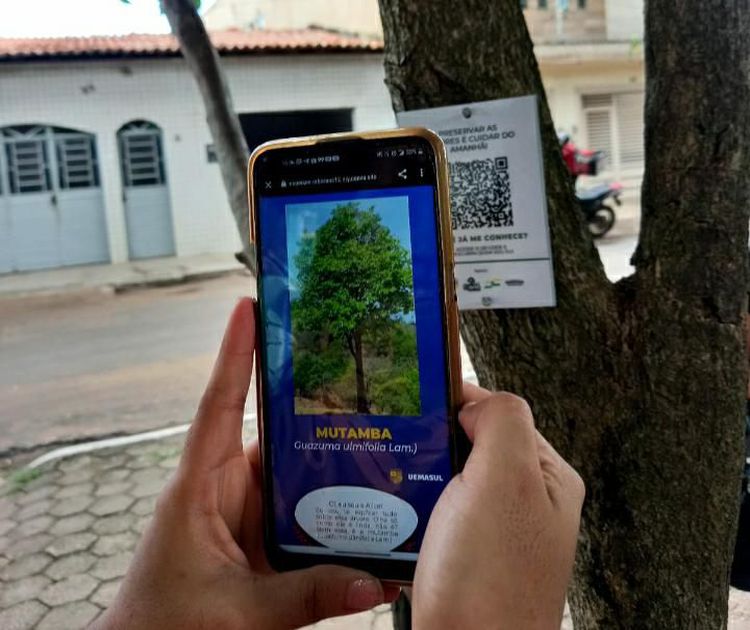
(559, 133, 622, 238)
(578, 182, 623, 238)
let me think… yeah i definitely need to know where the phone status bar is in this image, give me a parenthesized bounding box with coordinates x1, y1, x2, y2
(276, 145, 425, 168)
(376, 146, 426, 158)
(281, 154, 341, 167)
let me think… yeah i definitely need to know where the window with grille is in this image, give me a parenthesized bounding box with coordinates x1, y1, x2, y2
(578, 0, 586, 8)
(119, 122, 166, 187)
(615, 92, 645, 169)
(582, 91, 645, 176)
(538, 0, 548, 8)
(56, 134, 99, 189)
(1, 126, 100, 194)
(5, 138, 51, 194)
(584, 109, 613, 171)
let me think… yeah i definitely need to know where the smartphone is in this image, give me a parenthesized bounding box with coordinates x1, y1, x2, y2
(248, 128, 462, 583)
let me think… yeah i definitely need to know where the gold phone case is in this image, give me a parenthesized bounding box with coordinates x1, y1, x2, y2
(246, 128, 462, 579)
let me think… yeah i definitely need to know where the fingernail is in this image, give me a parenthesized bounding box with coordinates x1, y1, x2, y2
(345, 578, 383, 611)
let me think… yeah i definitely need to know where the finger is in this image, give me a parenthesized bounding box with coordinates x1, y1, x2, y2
(253, 566, 386, 628)
(460, 382, 493, 422)
(182, 297, 256, 472)
(459, 390, 534, 443)
(240, 439, 268, 568)
(535, 431, 586, 511)
(462, 381, 492, 405)
(383, 584, 402, 603)
(459, 393, 542, 484)
(246, 437, 262, 476)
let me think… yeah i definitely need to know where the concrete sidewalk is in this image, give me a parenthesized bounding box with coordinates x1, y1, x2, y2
(0, 253, 246, 299)
(0, 418, 750, 630)
(0, 429, 398, 630)
(0, 430, 563, 630)
(0, 434, 750, 630)
(3, 427, 750, 628)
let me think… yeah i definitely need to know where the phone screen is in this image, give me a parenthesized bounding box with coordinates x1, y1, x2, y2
(252, 134, 456, 569)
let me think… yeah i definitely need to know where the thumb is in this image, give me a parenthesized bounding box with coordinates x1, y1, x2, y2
(181, 297, 256, 473)
(253, 565, 386, 628)
(458, 392, 544, 493)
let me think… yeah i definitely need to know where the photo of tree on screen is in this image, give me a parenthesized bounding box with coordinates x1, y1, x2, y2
(286, 197, 421, 416)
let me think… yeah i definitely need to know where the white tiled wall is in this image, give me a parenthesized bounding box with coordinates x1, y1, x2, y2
(0, 51, 643, 269)
(0, 54, 396, 264)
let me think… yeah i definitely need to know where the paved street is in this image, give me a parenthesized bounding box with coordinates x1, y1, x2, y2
(0, 232, 637, 456)
(0, 273, 255, 454)
(598, 234, 637, 282)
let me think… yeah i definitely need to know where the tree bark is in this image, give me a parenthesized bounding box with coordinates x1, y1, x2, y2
(161, 0, 255, 273)
(352, 330, 370, 413)
(378, 0, 750, 627)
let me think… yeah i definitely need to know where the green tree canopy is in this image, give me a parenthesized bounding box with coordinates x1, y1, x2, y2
(293, 203, 414, 342)
(293, 203, 415, 413)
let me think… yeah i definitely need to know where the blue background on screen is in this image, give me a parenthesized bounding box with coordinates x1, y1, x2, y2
(258, 186, 451, 556)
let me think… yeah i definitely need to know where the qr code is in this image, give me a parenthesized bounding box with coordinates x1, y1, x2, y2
(450, 157, 513, 229)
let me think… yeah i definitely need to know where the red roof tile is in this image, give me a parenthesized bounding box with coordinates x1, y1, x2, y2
(0, 28, 384, 61)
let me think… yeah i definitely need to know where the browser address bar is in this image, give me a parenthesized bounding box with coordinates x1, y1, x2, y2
(281, 173, 378, 189)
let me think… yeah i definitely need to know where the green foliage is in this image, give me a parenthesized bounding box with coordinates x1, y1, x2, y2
(371, 368, 421, 416)
(367, 321, 418, 366)
(7, 467, 42, 494)
(293, 203, 414, 344)
(392, 325, 418, 365)
(291, 204, 420, 415)
(145, 445, 182, 464)
(294, 345, 349, 398)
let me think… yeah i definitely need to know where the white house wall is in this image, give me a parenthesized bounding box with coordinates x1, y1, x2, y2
(604, 0, 644, 41)
(0, 52, 643, 269)
(543, 62, 644, 141)
(0, 54, 396, 264)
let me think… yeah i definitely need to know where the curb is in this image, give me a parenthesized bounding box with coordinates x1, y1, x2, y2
(112, 267, 247, 294)
(0, 262, 248, 301)
(27, 413, 257, 469)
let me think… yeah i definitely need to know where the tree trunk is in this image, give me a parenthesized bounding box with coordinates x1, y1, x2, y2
(378, 0, 750, 627)
(161, 0, 255, 273)
(352, 330, 370, 414)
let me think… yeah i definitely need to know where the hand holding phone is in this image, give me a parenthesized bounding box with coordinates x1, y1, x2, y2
(93, 299, 399, 630)
(97, 302, 583, 629)
(249, 129, 462, 582)
(413, 383, 585, 629)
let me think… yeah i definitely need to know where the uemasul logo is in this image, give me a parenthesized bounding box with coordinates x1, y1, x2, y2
(407, 473, 444, 482)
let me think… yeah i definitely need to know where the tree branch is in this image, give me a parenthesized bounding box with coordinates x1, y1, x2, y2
(161, 0, 255, 271)
(345, 333, 356, 358)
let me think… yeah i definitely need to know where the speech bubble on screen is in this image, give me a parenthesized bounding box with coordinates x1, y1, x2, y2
(295, 486, 418, 554)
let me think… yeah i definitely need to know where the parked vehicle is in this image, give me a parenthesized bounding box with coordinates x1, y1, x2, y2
(578, 182, 623, 238)
(559, 132, 622, 238)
